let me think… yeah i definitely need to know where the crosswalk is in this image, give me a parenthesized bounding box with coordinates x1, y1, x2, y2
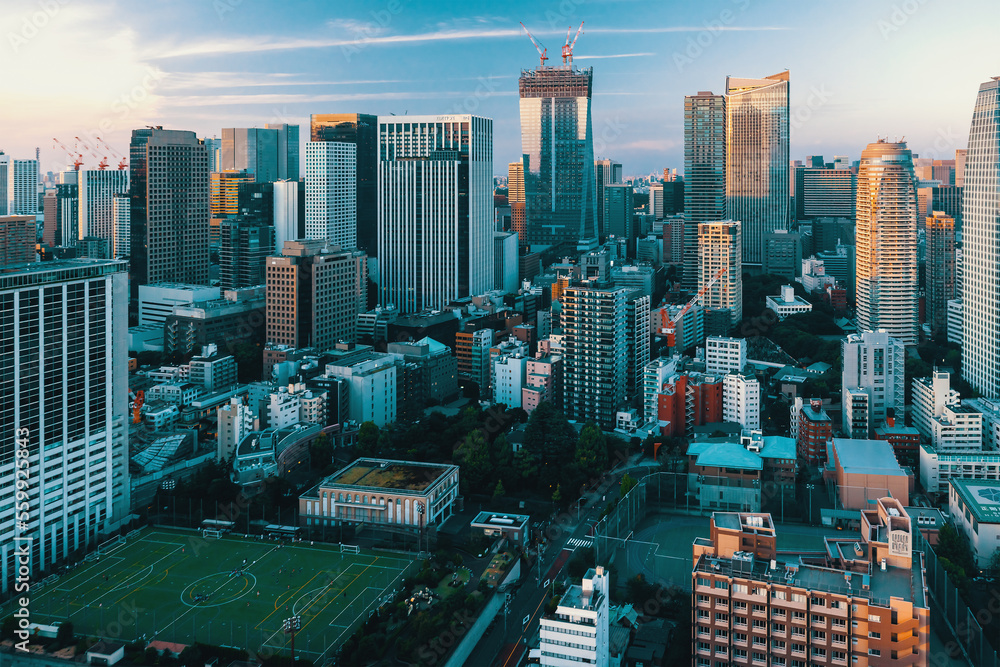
(567, 537, 593, 550)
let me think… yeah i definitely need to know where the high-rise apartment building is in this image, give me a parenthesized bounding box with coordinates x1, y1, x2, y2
(112, 194, 130, 258)
(0, 259, 130, 593)
(963, 78, 1000, 397)
(129, 127, 210, 303)
(625, 290, 651, 400)
(6, 157, 38, 216)
(78, 170, 128, 246)
(520, 62, 597, 248)
(310, 114, 378, 258)
(219, 125, 299, 182)
(0, 153, 7, 215)
(219, 218, 274, 290)
(508, 158, 526, 246)
(925, 211, 956, 340)
(723, 373, 760, 430)
(692, 503, 930, 667)
(0, 216, 36, 265)
(855, 140, 918, 345)
(683, 92, 727, 290)
(305, 141, 357, 249)
(562, 281, 627, 429)
(377, 115, 493, 313)
(595, 158, 623, 238)
(705, 336, 746, 375)
(456, 327, 493, 391)
(43, 177, 79, 248)
(603, 183, 634, 251)
(725, 72, 790, 266)
(698, 220, 742, 324)
(266, 239, 367, 350)
(841, 330, 905, 437)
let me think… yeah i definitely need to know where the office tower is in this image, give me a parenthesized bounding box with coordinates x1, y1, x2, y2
(508, 158, 526, 246)
(841, 330, 905, 437)
(0, 259, 130, 592)
(129, 127, 210, 303)
(692, 505, 930, 667)
(273, 180, 303, 252)
(832, 155, 850, 169)
(913, 158, 955, 185)
(0, 153, 7, 215)
(626, 290, 651, 400)
(926, 212, 956, 340)
(310, 114, 378, 258)
(377, 115, 493, 312)
(698, 220, 742, 324)
(806, 155, 825, 168)
(6, 158, 38, 216)
(604, 183, 634, 251)
(932, 185, 963, 231)
(78, 236, 110, 259)
(219, 125, 299, 182)
(210, 170, 254, 247)
(203, 136, 221, 172)
(762, 230, 801, 279)
(494, 231, 519, 293)
(78, 169, 128, 244)
(0, 216, 36, 265)
(112, 195, 130, 258)
(266, 239, 367, 350)
(725, 72, 790, 266)
(682, 92, 726, 290)
(43, 175, 78, 247)
(219, 218, 274, 290)
(562, 281, 628, 429)
(595, 158, 623, 238)
(648, 183, 664, 220)
(237, 181, 275, 225)
(305, 141, 357, 249)
(963, 79, 1000, 396)
(855, 140, 918, 345)
(955, 148, 967, 187)
(519, 62, 597, 248)
(539, 567, 609, 667)
(793, 166, 856, 220)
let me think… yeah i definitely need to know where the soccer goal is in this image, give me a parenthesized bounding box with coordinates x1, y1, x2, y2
(340, 544, 360, 555)
(97, 535, 126, 556)
(202, 529, 224, 539)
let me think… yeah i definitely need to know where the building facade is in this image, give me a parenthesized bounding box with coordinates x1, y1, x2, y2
(539, 567, 610, 667)
(305, 141, 357, 249)
(841, 331, 905, 437)
(699, 220, 742, 325)
(0, 215, 36, 265)
(79, 170, 128, 246)
(683, 92, 727, 290)
(219, 218, 274, 290)
(925, 212, 956, 340)
(595, 159, 622, 240)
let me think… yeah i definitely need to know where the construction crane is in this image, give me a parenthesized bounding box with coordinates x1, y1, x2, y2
(662, 266, 728, 349)
(520, 22, 548, 68)
(96, 137, 127, 170)
(76, 137, 109, 170)
(562, 21, 584, 65)
(52, 138, 84, 171)
(129, 389, 145, 425)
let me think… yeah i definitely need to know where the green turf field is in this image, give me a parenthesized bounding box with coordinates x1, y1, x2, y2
(12, 529, 414, 661)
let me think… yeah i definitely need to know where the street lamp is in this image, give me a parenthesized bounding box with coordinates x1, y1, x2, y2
(805, 484, 815, 525)
(283, 615, 301, 661)
(415, 502, 425, 554)
(576, 497, 586, 521)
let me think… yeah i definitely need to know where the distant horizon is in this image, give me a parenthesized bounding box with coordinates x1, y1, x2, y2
(2, 0, 996, 179)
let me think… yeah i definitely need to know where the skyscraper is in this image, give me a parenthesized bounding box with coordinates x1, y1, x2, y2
(305, 141, 357, 249)
(963, 77, 1000, 396)
(794, 166, 856, 220)
(698, 220, 742, 325)
(79, 169, 128, 244)
(0, 153, 8, 216)
(266, 239, 367, 350)
(841, 330, 905, 436)
(508, 158, 526, 246)
(855, 140, 918, 345)
(129, 127, 210, 303)
(0, 259, 130, 592)
(210, 170, 254, 246)
(604, 183, 634, 251)
(0, 216, 36, 265)
(273, 180, 304, 252)
(219, 125, 299, 182)
(6, 157, 38, 216)
(42, 173, 78, 248)
(682, 92, 726, 290)
(268, 123, 300, 182)
(311, 114, 378, 258)
(519, 62, 596, 248)
(377, 115, 493, 313)
(926, 211, 956, 340)
(725, 72, 790, 266)
(595, 158, 623, 238)
(112, 194, 129, 258)
(219, 218, 274, 290)
(562, 281, 627, 429)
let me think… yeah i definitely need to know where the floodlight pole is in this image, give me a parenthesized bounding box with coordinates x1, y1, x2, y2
(284, 615, 301, 661)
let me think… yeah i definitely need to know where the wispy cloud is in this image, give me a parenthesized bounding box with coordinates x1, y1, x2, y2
(159, 90, 517, 107)
(162, 72, 407, 90)
(575, 52, 655, 60)
(588, 26, 789, 34)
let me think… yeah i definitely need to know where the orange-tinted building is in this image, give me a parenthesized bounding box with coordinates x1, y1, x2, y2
(795, 398, 833, 465)
(654, 372, 723, 437)
(692, 499, 930, 667)
(873, 417, 921, 467)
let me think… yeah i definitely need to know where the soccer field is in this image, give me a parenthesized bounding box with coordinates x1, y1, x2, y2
(13, 528, 414, 661)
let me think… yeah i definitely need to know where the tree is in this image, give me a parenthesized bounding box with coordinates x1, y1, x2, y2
(522, 401, 577, 466)
(492, 479, 506, 501)
(454, 430, 491, 493)
(575, 421, 609, 477)
(309, 433, 333, 471)
(552, 484, 562, 504)
(988, 546, 1000, 576)
(620, 473, 637, 498)
(356, 421, 380, 457)
(55, 621, 74, 648)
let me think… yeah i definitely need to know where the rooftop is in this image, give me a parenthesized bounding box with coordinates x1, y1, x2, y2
(832, 438, 907, 476)
(324, 458, 455, 493)
(951, 478, 1000, 524)
(471, 511, 529, 530)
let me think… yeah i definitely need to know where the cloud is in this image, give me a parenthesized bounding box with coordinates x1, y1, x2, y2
(161, 72, 408, 90)
(574, 53, 656, 60)
(159, 90, 517, 108)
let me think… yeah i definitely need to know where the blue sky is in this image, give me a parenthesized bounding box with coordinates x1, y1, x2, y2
(2, 0, 997, 178)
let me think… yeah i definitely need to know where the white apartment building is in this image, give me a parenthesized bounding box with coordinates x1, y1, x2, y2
(138, 283, 221, 326)
(112, 194, 130, 258)
(305, 142, 357, 249)
(79, 170, 128, 245)
(267, 383, 328, 430)
(930, 405, 983, 452)
(217, 396, 256, 462)
(912, 370, 961, 441)
(325, 354, 397, 427)
(966, 398, 1000, 450)
(765, 284, 812, 320)
(539, 567, 610, 667)
(947, 298, 963, 346)
(920, 447, 1000, 495)
(643, 357, 680, 424)
(705, 336, 746, 375)
(1, 260, 130, 593)
(493, 351, 528, 409)
(723, 373, 761, 431)
(698, 220, 742, 324)
(841, 330, 905, 437)
(6, 158, 38, 216)
(799, 257, 837, 293)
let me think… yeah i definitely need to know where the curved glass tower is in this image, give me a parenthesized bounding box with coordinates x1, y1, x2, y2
(519, 65, 597, 249)
(962, 78, 1000, 396)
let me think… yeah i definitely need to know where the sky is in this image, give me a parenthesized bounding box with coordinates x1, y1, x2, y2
(2, 0, 998, 178)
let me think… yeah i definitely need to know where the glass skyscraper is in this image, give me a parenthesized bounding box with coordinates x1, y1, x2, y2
(725, 72, 790, 266)
(683, 92, 727, 290)
(962, 78, 1000, 396)
(519, 65, 597, 249)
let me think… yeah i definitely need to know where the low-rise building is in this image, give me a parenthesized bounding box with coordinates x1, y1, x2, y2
(919, 445, 1000, 496)
(873, 417, 921, 467)
(139, 283, 220, 326)
(232, 423, 324, 486)
(323, 344, 397, 427)
(685, 434, 796, 512)
(164, 286, 266, 356)
(522, 354, 563, 415)
(387, 337, 458, 404)
(948, 478, 1000, 568)
(765, 284, 812, 320)
(704, 336, 746, 375)
(470, 511, 529, 546)
(828, 438, 910, 508)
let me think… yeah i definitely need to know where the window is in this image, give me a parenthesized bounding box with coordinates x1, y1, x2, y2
(734, 632, 748, 643)
(811, 630, 826, 641)
(697, 594, 710, 603)
(791, 627, 805, 637)
(833, 633, 846, 644)
(753, 604, 766, 613)
(697, 577, 710, 587)
(752, 636, 766, 646)
(715, 629, 728, 639)
(734, 583, 748, 594)
(869, 631, 881, 639)
(833, 651, 846, 661)
(868, 649, 881, 657)
(811, 647, 827, 658)
(772, 623, 786, 633)
(715, 581, 729, 590)
(753, 619, 767, 629)
(772, 640, 786, 650)
(811, 614, 825, 624)
(792, 611, 806, 621)
(772, 590, 786, 601)
(772, 608, 786, 618)
(752, 652, 766, 663)
(698, 625, 710, 636)
(734, 601, 748, 610)
(716, 613, 729, 622)
(810, 597, 826, 606)
(868, 614, 881, 623)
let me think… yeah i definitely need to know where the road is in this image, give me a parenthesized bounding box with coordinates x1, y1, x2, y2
(463, 453, 642, 667)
